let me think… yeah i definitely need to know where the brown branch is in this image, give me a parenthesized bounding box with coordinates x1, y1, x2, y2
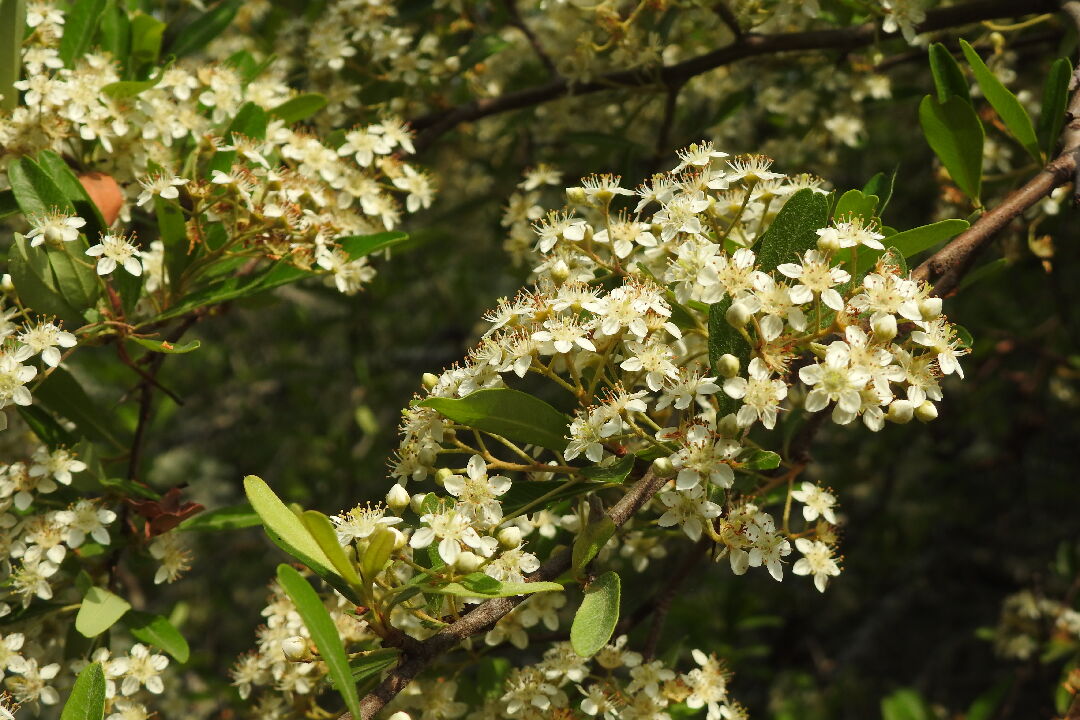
(341, 470, 670, 720)
(411, 0, 1056, 153)
(912, 1, 1080, 297)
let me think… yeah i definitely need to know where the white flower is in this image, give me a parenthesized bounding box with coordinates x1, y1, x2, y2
(0, 349, 38, 409)
(792, 538, 841, 592)
(443, 455, 511, 527)
(391, 165, 435, 213)
(29, 446, 87, 485)
(657, 485, 722, 541)
(815, 217, 885, 252)
(778, 249, 850, 312)
(136, 172, 188, 207)
(6, 658, 61, 705)
(789, 482, 838, 524)
(18, 321, 77, 367)
(86, 233, 143, 276)
(723, 358, 788, 429)
(148, 532, 191, 584)
(55, 499, 118, 547)
(111, 644, 169, 695)
(798, 341, 871, 425)
(670, 425, 738, 491)
(25, 212, 85, 246)
(332, 503, 402, 544)
(410, 507, 493, 566)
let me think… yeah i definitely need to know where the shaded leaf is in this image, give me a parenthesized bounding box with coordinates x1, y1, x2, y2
(58, 0, 106, 67)
(572, 517, 616, 574)
(166, 0, 240, 58)
(960, 40, 1040, 162)
(1038, 57, 1073, 156)
(419, 388, 570, 451)
(76, 587, 130, 637)
(919, 94, 984, 202)
(928, 43, 969, 104)
(178, 503, 259, 531)
(861, 166, 897, 215)
(570, 570, 621, 657)
(269, 93, 328, 124)
(126, 611, 190, 663)
(754, 188, 830, 273)
(35, 366, 127, 449)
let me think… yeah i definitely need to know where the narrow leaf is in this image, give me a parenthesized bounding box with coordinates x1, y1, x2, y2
(76, 586, 131, 637)
(35, 366, 127, 449)
(861, 166, 897, 215)
(58, 0, 106, 67)
(301, 510, 363, 589)
(418, 388, 570, 451)
(570, 570, 621, 657)
(338, 231, 408, 259)
(130, 337, 201, 354)
(422, 573, 563, 598)
(919, 94, 984, 202)
(126, 611, 190, 663)
(275, 564, 363, 720)
(960, 40, 1040, 162)
(361, 528, 396, 587)
(178, 503, 259, 531)
(1038, 57, 1073, 156)
(0, 0, 25, 113)
(928, 43, 969, 104)
(166, 0, 240, 58)
(855, 219, 969, 276)
(243, 476, 339, 580)
(60, 662, 105, 720)
(269, 93, 328, 124)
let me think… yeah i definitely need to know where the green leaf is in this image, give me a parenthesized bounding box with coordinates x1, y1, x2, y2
(833, 189, 878, 223)
(129, 12, 165, 67)
(301, 510, 363, 589)
(741, 450, 781, 470)
(325, 648, 400, 690)
(35, 366, 127, 449)
(570, 570, 621, 657)
(60, 662, 106, 720)
(861, 166, 897, 215)
(8, 233, 84, 328)
(48, 242, 101, 312)
(501, 479, 600, 516)
(58, 0, 107, 67)
(754, 188, 830, 273)
(269, 93, 328, 124)
(126, 611, 190, 663)
(166, 0, 240, 58)
(276, 564, 363, 719)
(919, 94, 984, 202)
(112, 265, 143, 316)
(208, 101, 268, 175)
(422, 573, 563, 598)
(0, 0, 26, 113)
(338, 231, 409, 259)
(76, 586, 131, 637)
(418, 388, 570, 451)
(153, 196, 191, 288)
(101, 76, 161, 99)
(1038, 57, 1073, 156)
(95, 0, 130, 62)
(178, 503, 259, 531)
(960, 40, 1040, 162)
(35, 150, 107, 236)
(881, 688, 931, 720)
(572, 517, 616, 574)
(708, 297, 751, 415)
(361, 528, 396, 587)
(130, 337, 201, 354)
(580, 454, 635, 484)
(966, 680, 1011, 720)
(18, 405, 77, 448)
(0, 189, 17, 218)
(8, 155, 76, 217)
(928, 43, 969, 104)
(855, 219, 969, 276)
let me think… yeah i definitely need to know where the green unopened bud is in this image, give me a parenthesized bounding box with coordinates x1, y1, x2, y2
(872, 314, 898, 341)
(281, 636, 312, 662)
(886, 399, 914, 424)
(386, 484, 410, 510)
(497, 526, 523, 548)
(434, 467, 454, 487)
(651, 456, 675, 477)
(918, 298, 942, 319)
(454, 550, 484, 572)
(565, 187, 587, 205)
(421, 373, 439, 390)
(914, 400, 938, 422)
(726, 301, 753, 328)
(809, 342, 828, 358)
(716, 353, 740, 379)
(717, 413, 740, 437)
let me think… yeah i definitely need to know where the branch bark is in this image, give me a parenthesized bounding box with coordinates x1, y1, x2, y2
(410, 0, 1057, 153)
(912, 1, 1080, 297)
(340, 470, 670, 720)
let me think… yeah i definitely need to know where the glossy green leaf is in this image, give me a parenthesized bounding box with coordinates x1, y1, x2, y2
(18, 405, 77, 448)
(580, 455, 635, 484)
(276, 564, 363, 719)
(178, 503, 259, 531)
(95, 0, 129, 62)
(855, 219, 969, 276)
(960, 40, 1040, 162)
(418, 388, 570, 451)
(325, 648, 400, 691)
(152, 195, 191, 288)
(35, 367, 127, 450)
(60, 662, 105, 720)
(833, 189, 878, 223)
(570, 570, 621, 657)
(754, 188, 830, 273)
(76, 586, 131, 637)
(36, 150, 107, 236)
(244, 476, 338, 579)
(58, 0, 106, 67)
(338, 231, 409, 259)
(48, 242, 101, 312)
(269, 93, 328, 124)
(708, 297, 751, 416)
(919, 94, 984, 202)
(301, 510, 363, 589)
(126, 611, 190, 663)
(361, 528, 396, 587)
(861, 166, 897, 215)
(0, 0, 25, 113)
(572, 517, 616, 574)
(741, 450, 781, 470)
(422, 572, 563, 598)
(8, 155, 76, 217)
(1038, 57, 1073, 156)
(8, 233, 84, 328)
(129, 12, 165, 67)
(928, 43, 969, 104)
(166, 0, 241, 58)
(130, 337, 202, 354)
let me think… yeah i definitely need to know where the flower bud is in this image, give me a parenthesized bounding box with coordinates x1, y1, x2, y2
(918, 298, 942, 319)
(388, 712, 413, 720)
(410, 493, 428, 514)
(454, 551, 484, 572)
(725, 301, 753, 328)
(565, 187, 587, 205)
(651, 456, 675, 477)
(434, 467, 454, 487)
(281, 636, 311, 662)
(389, 527, 408, 550)
(914, 400, 938, 423)
(886, 399, 914, 424)
(717, 413, 740, 437)
(816, 232, 842, 255)
(386, 484, 410, 510)
(809, 342, 828, 358)
(497, 526, 523, 548)
(421, 373, 439, 390)
(871, 313, 898, 341)
(716, 353, 740, 379)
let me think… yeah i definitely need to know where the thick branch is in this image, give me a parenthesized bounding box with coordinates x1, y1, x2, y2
(411, 0, 1056, 152)
(913, 0, 1080, 296)
(341, 470, 670, 720)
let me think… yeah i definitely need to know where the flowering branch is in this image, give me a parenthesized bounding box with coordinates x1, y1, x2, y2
(411, 0, 1058, 152)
